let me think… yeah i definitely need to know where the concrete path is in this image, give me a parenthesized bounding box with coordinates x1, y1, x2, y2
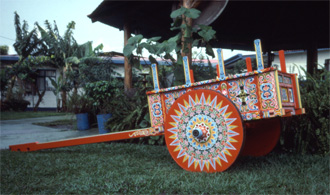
(0, 115, 98, 150)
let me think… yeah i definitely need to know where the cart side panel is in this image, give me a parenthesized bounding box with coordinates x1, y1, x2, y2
(162, 83, 222, 114)
(147, 93, 164, 127)
(278, 72, 305, 115)
(163, 89, 187, 114)
(227, 75, 261, 120)
(258, 70, 285, 118)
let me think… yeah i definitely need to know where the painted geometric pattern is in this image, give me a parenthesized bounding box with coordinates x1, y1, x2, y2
(166, 92, 241, 172)
(148, 94, 164, 127)
(193, 83, 220, 93)
(164, 90, 186, 113)
(220, 83, 228, 97)
(258, 72, 279, 110)
(241, 111, 261, 120)
(228, 76, 258, 113)
(263, 109, 284, 118)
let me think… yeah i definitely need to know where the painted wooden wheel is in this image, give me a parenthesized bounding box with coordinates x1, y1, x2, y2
(164, 89, 244, 172)
(241, 118, 281, 156)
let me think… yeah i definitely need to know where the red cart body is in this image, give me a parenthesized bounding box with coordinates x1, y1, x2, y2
(10, 39, 305, 172)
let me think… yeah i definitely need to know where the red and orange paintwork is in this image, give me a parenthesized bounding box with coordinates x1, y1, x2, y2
(165, 89, 245, 172)
(10, 126, 164, 152)
(10, 47, 305, 172)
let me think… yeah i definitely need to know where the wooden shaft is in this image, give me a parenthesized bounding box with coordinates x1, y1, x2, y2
(216, 49, 226, 80)
(10, 127, 164, 152)
(254, 39, 265, 71)
(245, 57, 253, 72)
(278, 50, 287, 73)
(183, 56, 192, 86)
(151, 63, 160, 91)
(216, 65, 220, 78)
(190, 69, 195, 83)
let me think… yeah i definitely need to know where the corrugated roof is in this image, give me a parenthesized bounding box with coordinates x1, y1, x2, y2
(0, 55, 19, 61)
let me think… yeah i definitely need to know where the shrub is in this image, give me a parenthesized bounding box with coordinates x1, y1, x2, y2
(281, 67, 330, 154)
(1, 98, 30, 111)
(106, 79, 165, 145)
(85, 80, 122, 114)
(66, 92, 92, 114)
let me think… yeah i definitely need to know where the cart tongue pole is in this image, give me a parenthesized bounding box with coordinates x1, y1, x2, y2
(9, 126, 164, 152)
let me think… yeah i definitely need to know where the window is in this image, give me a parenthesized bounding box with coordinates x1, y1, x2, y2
(37, 70, 56, 91)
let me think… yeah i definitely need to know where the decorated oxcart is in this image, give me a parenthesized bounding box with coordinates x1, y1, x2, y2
(10, 39, 305, 172)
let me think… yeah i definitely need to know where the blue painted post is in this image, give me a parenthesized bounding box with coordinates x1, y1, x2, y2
(254, 39, 265, 71)
(183, 56, 192, 86)
(151, 63, 160, 92)
(216, 49, 226, 80)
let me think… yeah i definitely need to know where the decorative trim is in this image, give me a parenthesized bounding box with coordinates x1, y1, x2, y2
(254, 39, 264, 71)
(275, 70, 283, 109)
(183, 56, 192, 87)
(295, 75, 302, 108)
(129, 126, 164, 137)
(262, 108, 285, 118)
(281, 87, 289, 102)
(258, 71, 279, 111)
(241, 111, 261, 120)
(148, 94, 164, 127)
(216, 49, 226, 80)
(151, 63, 160, 92)
(146, 67, 277, 95)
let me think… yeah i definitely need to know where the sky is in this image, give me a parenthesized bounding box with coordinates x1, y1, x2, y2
(0, 0, 254, 59)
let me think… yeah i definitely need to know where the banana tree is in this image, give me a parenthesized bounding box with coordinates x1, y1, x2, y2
(36, 21, 105, 111)
(49, 75, 64, 112)
(8, 12, 46, 100)
(36, 20, 79, 111)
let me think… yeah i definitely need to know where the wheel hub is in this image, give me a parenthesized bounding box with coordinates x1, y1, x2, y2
(192, 122, 210, 142)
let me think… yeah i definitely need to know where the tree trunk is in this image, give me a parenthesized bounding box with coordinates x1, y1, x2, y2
(124, 21, 133, 93)
(33, 83, 46, 112)
(181, 16, 193, 67)
(181, 0, 200, 67)
(61, 91, 67, 112)
(6, 76, 16, 100)
(61, 67, 67, 112)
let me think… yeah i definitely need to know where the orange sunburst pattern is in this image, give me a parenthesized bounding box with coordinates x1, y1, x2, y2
(165, 89, 244, 172)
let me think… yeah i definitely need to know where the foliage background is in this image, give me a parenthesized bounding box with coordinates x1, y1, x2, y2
(280, 67, 330, 154)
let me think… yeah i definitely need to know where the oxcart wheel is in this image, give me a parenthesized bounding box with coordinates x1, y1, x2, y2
(164, 89, 244, 172)
(241, 118, 281, 156)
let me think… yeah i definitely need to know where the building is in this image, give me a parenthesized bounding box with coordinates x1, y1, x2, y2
(0, 54, 167, 110)
(223, 48, 330, 77)
(272, 49, 330, 76)
(0, 55, 59, 110)
(2, 48, 328, 110)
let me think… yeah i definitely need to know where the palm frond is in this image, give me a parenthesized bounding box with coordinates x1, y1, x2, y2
(14, 12, 22, 42)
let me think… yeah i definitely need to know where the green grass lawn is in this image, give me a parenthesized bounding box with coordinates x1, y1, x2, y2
(1, 143, 328, 194)
(0, 111, 68, 120)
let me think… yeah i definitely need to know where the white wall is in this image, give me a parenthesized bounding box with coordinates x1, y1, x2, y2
(25, 68, 60, 109)
(273, 49, 330, 77)
(25, 91, 57, 108)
